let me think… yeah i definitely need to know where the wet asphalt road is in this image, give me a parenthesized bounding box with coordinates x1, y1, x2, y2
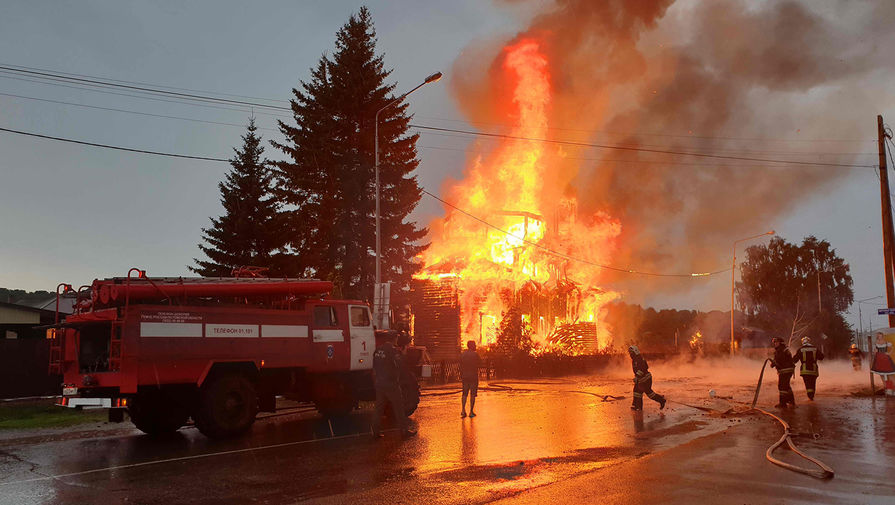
(0, 359, 892, 504)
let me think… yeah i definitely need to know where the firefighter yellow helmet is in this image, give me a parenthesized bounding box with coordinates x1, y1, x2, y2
(801, 336, 812, 346)
(628, 345, 640, 356)
(850, 343, 858, 350)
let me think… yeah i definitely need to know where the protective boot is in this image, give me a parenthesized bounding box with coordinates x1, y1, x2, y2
(803, 376, 817, 400)
(776, 391, 788, 408)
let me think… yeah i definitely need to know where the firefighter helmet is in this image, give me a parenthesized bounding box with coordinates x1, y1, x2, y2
(771, 337, 784, 347)
(850, 343, 858, 350)
(801, 336, 812, 346)
(628, 345, 640, 356)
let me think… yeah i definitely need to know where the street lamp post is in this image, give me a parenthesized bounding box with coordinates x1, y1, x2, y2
(731, 230, 775, 356)
(857, 295, 884, 350)
(373, 71, 442, 329)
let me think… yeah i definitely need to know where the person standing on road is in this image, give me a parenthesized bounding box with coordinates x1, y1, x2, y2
(871, 332, 895, 396)
(769, 337, 796, 408)
(372, 333, 416, 438)
(794, 336, 824, 400)
(629, 345, 666, 411)
(870, 332, 895, 374)
(460, 340, 481, 418)
(849, 343, 864, 371)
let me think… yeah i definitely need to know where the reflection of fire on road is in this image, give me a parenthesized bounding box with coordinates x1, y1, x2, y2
(411, 39, 621, 358)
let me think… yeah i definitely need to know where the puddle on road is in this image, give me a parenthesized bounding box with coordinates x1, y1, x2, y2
(424, 445, 639, 498)
(631, 419, 708, 439)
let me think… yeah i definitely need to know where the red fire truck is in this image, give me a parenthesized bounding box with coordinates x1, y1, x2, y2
(49, 269, 403, 438)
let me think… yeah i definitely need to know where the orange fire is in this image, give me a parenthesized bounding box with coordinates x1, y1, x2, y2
(417, 39, 622, 352)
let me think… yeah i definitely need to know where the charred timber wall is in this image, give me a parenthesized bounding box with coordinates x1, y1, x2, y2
(411, 278, 461, 361)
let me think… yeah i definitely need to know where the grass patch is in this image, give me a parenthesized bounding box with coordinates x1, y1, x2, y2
(0, 399, 107, 430)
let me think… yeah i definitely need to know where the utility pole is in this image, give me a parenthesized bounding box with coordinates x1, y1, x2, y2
(813, 249, 822, 313)
(858, 303, 863, 348)
(877, 115, 895, 327)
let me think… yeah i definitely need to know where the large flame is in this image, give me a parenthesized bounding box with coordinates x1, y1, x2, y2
(417, 39, 622, 352)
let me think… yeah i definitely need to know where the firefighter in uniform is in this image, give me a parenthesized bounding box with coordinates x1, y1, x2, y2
(794, 336, 824, 400)
(372, 333, 416, 437)
(849, 343, 863, 371)
(629, 345, 666, 411)
(768, 337, 796, 408)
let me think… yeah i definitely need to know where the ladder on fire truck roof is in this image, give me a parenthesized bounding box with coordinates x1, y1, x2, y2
(48, 332, 63, 375)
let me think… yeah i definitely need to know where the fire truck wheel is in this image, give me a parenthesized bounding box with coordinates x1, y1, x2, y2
(195, 374, 258, 439)
(128, 393, 189, 436)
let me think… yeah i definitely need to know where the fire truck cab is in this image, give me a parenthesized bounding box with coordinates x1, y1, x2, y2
(50, 271, 387, 438)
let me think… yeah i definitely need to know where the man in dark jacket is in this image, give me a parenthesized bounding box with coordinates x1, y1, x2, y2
(372, 333, 415, 437)
(794, 336, 824, 400)
(769, 337, 796, 408)
(460, 340, 481, 418)
(629, 345, 666, 411)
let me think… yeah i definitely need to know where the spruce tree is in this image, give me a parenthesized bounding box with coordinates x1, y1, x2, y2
(191, 118, 281, 277)
(273, 7, 427, 299)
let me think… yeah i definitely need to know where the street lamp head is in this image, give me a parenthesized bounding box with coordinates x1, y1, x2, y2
(424, 72, 443, 84)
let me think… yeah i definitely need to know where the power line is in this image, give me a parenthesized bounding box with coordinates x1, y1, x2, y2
(0, 65, 287, 111)
(0, 70, 268, 113)
(0, 62, 290, 104)
(416, 143, 873, 170)
(0, 90, 855, 172)
(0, 73, 292, 118)
(0, 91, 280, 132)
(0, 127, 228, 162)
(5, 71, 869, 163)
(419, 189, 730, 278)
(2, 62, 873, 145)
(0, 82, 872, 165)
(411, 127, 876, 158)
(408, 125, 877, 169)
(415, 115, 875, 144)
(0, 64, 878, 159)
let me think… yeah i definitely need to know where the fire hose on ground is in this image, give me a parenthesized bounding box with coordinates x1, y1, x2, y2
(749, 358, 834, 480)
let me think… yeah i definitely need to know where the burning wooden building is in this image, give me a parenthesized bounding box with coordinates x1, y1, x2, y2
(410, 39, 622, 359)
(412, 205, 614, 359)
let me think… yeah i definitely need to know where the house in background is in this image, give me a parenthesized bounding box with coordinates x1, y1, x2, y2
(0, 300, 57, 339)
(0, 296, 75, 398)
